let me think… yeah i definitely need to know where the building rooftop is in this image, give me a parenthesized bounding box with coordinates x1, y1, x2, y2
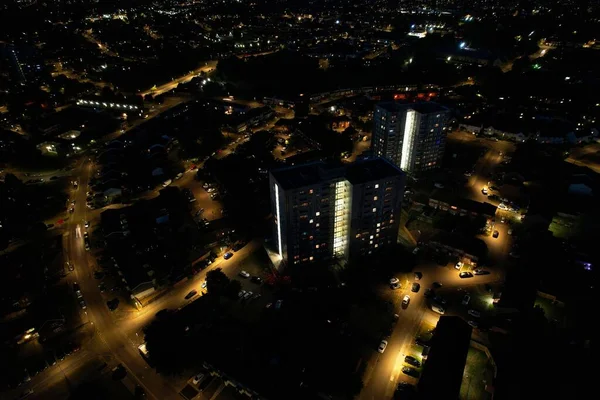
(376, 101, 449, 114)
(418, 316, 472, 399)
(270, 157, 404, 190)
(345, 157, 404, 184)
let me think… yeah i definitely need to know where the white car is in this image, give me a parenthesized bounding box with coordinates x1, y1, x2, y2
(192, 373, 204, 385)
(239, 270, 250, 278)
(389, 277, 399, 285)
(455, 261, 463, 270)
(402, 295, 410, 307)
(468, 309, 481, 318)
(462, 295, 471, 305)
(201, 281, 207, 289)
(238, 290, 247, 298)
(468, 320, 478, 328)
(498, 203, 508, 210)
(378, 340, 388, 353)
(243, 291, 253, 300)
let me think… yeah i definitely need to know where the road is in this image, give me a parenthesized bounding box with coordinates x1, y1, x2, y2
(138, 61, 218, 97)
(64, 160, 180, 399)
(27, 122, 261, 399)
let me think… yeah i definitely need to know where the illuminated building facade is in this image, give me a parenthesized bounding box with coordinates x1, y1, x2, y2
(372, 102, 450, 175)
(269, 158, 405, 266)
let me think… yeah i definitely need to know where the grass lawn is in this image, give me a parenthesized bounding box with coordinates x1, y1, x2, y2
(534, 295, 567, 327)
(460, 347, 494, 400)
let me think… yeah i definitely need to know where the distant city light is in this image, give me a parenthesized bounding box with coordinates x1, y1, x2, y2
(459, 42, 466, 49)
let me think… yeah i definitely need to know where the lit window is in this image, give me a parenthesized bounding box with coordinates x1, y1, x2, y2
(309, 189, 313, 194)
(316, 223, 320, 227)
(316, 212, 320, 216)
(355, 234, 360, 238)
(375, 184, 379, 189)
(309, 256, 314, 261)
(310, 219, 314, 223)
(374, 196, 378, 201)
(375, 244, 379, 248)
(376, 228, 380, 233)
(377, 223, 381, 227)
(370, 240, 373, 244)
(315, 245, 319, 249)
(370, 235, 374, 239)
(373, 208, 377, 212)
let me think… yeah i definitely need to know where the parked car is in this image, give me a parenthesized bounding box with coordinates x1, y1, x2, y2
(474, 269, 490, 275)
(402, 366, 419, 377)
(432, 282, 442, 288)
(239, 270, 250, 278)
(455, 261, 463, 270)
(493, 230, 500, 238)
(185, 290, 197, 300)
(378, 340, 388, 353)
(389, 277, 399, 285)
(414, 272, 422, 280)
(251, 276, 262, 284)
(192, 373, 204, 385)
(404, 355, 421, 367)
(402, 295, 410, 307)
(459, 271, 474, 279)
(468, 309, 481, 318)
(391, 282, 400, 290)
(462, 295, 471, 306)
(223, 252, 233, 260)
(468, 320, 478, 328)
(411, 282, 420, 292)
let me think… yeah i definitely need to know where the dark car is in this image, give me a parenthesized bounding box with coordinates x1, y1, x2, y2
(404, 355, 421, 367)
(424, 288, 434, 298)
(107, 298, 119, 311)
(223, 252, 233, 260)
(432, 282, 442, 289)
(111, 364, 127, 381)
(493, 230, 499, 238)
(415, 338, 430, 347)
(185, 290, 198, 300)
(402, 366, 419, 377)
(474, 269, 490, 275)
(414, 272, 422, 280)
(251, 276, 263, 284)
(411, 282, 420, 293)
(459, 272, 474, 279)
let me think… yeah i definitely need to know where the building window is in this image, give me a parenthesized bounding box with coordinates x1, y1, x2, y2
(375, 184, 379, 189)
(370, 235, 374, 239)
(374, 196, 378, 201)
(316, 223, 320, 227)
(372, 208, 377, 212)
(309, 189, 313, 194)
(310, 219, 314, 224)
(377, 223, 381, 227)
(315, 245, 320, 249)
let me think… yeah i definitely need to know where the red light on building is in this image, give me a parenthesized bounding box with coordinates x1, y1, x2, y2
(428, 92, 437, 97)
(417, 93, 425, 99)
(393, 94, 406, 100)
